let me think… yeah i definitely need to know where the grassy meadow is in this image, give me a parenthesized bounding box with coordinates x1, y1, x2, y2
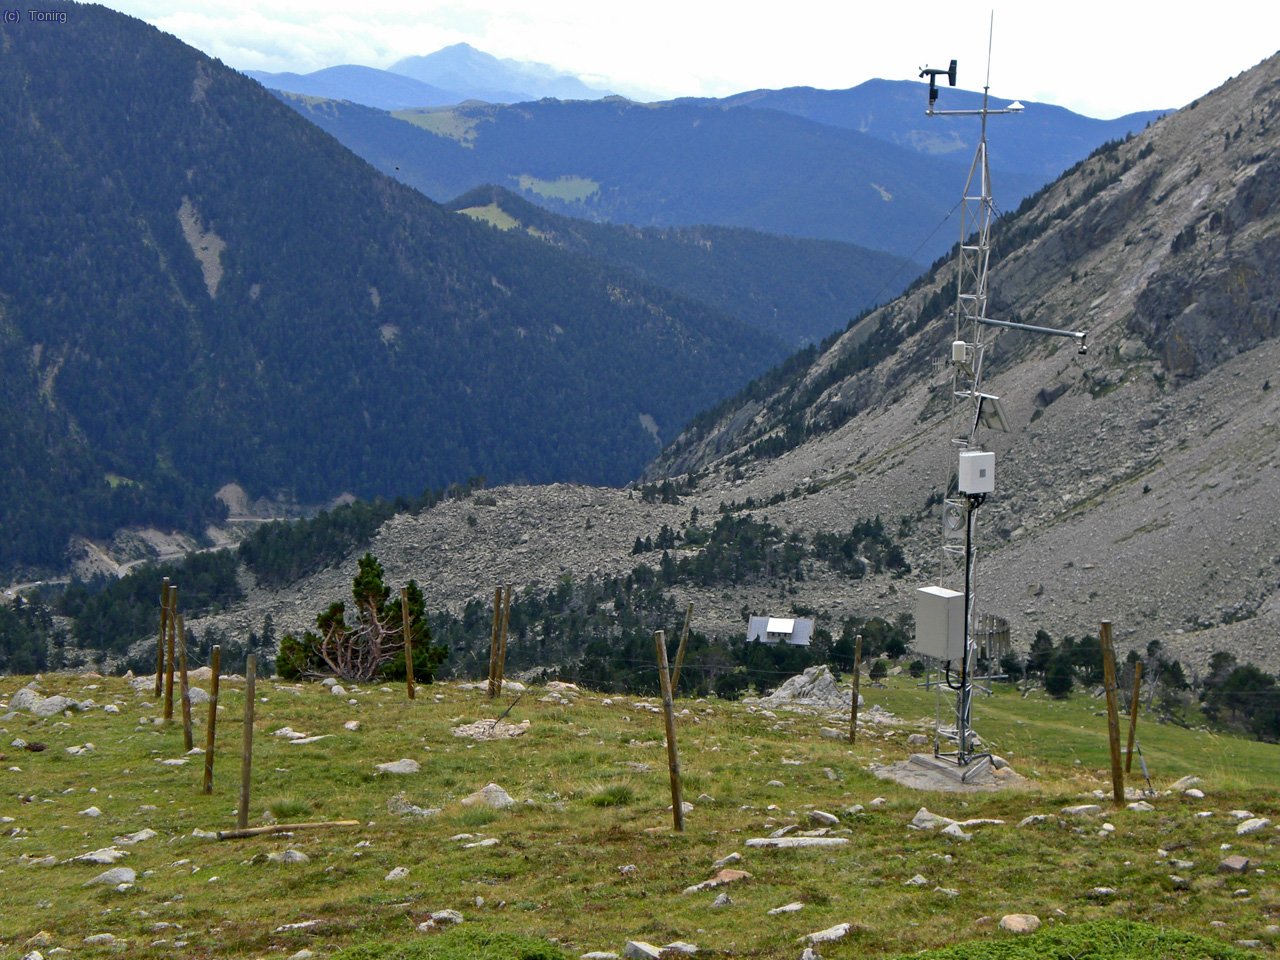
(0, 671, 1276, 959)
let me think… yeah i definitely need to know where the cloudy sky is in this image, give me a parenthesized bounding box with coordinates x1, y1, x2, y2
(102, 1, 1278, 119)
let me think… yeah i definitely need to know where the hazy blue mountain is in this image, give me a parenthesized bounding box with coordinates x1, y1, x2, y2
(244, 64, 464, 110)
(389, 42, 613, 102)
(448, 185, 916, 347)
(695, 79, 1167, 181)
(276, 93, 1039, 263)
(0, 3, 784, 576)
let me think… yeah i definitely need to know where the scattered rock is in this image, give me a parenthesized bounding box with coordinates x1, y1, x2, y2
(387, 793, 440, 818)
(70, 847, 127, 865)
(682, 868, 751, 894)
(416, 908, 465, 931)
(1219, 855, 1251, 874)
(1126, 800, 1155, 812)
(911, 808, 956, 831)
(999, 914, 1041, 934)
(267, 850, 310, 864)
(1237, 818, 1271, 836)
(1169, 775, 1202, 791)
(745, 837, 849, 849)
(385, 866, 409, 881)
(711, 852, 741, 869)
(768, 901, 805, 914)
(452, 719, 530, 740)
(711, 893, 733, 908)
(661, 942, 698, 956)
(85, 867, 136, 887)
(941, 823, 972, 841)
(461, 783, 516, 809)
(622, 941, 662, 959)
(114, 829, 158, 845)
(800, 922, 852, 945)
(375, 759, 421, 775)
(809, 810, 839, 826)
(1061, 804, 1102, 816)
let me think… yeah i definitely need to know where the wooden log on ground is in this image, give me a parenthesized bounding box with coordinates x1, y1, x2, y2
(215, 819, 360, 840)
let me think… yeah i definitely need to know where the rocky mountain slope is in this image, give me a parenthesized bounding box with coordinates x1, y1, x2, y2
(186, 52, 1280, 676)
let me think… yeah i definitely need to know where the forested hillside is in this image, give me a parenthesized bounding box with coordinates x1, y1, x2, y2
(448, 186, 914, 346)
(272, 92, 1042, 262)
(0, 3, 784, 576)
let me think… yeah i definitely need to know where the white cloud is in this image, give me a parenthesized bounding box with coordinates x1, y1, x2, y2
(101, 0, 1280, 117)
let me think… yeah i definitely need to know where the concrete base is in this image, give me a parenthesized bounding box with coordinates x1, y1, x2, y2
(908, 752, 992, 783)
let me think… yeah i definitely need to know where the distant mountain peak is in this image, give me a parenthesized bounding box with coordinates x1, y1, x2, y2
(390, 43, 612, 103)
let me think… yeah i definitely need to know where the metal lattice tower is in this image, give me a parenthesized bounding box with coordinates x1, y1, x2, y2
(918, 43, 1087, 771)
(919, 50, 1022, 770)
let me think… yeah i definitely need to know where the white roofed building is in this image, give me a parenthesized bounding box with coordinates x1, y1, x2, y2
(746, 615, 814, 646)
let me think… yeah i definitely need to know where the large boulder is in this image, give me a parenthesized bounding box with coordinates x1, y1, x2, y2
(759, 665, 861, 712)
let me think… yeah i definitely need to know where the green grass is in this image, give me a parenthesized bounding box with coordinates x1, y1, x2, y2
(457, 204, 521, 231)
(391, 108, 483, 146)
(0, 673, 1276, 959)
(514, 174, 599, 203)
(584, 782, 635, 807)
(333, 928, 568, 959)
(883, 918, 1257, 959)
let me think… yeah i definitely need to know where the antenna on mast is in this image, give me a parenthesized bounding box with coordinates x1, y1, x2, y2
(912, 32, 1089, 781)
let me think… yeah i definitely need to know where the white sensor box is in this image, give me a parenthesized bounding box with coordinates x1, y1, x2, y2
(958, 449, 995, 494)
(915, 585, 965, 660)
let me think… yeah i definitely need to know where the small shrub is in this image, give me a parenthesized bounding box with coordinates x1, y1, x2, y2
(455, 805, 500, 829)
(265, 796, 312, 821)
(585, 783, 634, 807)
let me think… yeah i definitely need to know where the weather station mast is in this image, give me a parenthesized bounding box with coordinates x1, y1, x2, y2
(912, 36, 1088, 781)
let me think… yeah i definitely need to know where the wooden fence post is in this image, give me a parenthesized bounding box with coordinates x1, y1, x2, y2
(1099, 621, 1124, 806)
(670, 603, 693, 692)
(401, 586, 416, 701)
(178, 613, 193, 752)
(155, 578, 170, 698)
(495, 585, 512, 697)
(1125, 660, 1143, 774)
(237, 654, 257, 829)
(849, 634, 863, 743)
(486, 586, 502, 699)
(163, 586, 178, 721)
(203, 645, 221, 794)
(654, 630, 683, 832)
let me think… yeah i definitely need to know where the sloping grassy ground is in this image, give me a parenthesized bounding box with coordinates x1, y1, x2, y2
(0, 672, 1276, 959)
